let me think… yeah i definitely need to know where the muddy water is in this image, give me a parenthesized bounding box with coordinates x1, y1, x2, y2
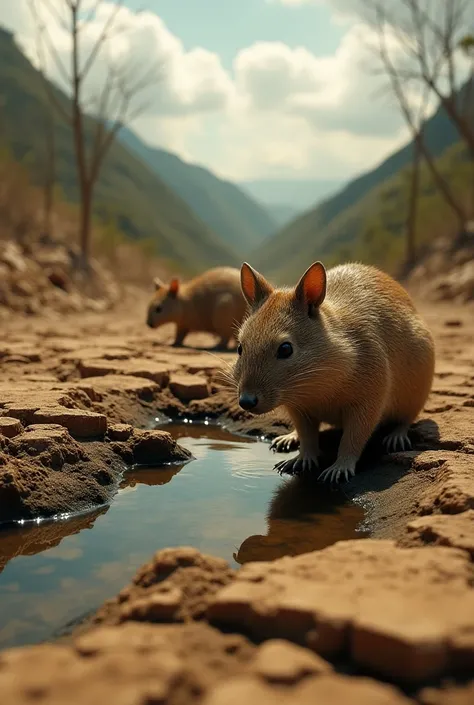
(0, 423, 366, 649)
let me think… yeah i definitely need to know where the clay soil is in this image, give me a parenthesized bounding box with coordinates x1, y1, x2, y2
(0, 296, 473, 704)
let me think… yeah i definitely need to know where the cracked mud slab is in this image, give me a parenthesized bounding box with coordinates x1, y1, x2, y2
(0, 298, 473, 701)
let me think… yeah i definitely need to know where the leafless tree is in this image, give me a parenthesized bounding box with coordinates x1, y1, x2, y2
(28, 0, 160, 271)
(27, 1, 57, 238)
(459, 33, 474, 211)
(365, 0, 474, 264)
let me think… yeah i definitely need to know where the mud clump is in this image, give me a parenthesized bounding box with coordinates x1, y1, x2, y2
(89, 547, 235, 627)
(128, 429, 193, 466)
(208, 540, 474, 683)
(0, 424, 192, 524)
(0, 623, 255, 705)
(0, 424, 118, 523)
(0, 620, 414, 705)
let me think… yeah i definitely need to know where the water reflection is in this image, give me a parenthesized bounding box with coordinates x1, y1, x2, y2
(234, 476, 367, 564)
(0, 508, 108, 576)
(0, 423, 366, 649)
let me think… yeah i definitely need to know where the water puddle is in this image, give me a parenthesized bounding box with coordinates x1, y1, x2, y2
(0, 423, 367, 649)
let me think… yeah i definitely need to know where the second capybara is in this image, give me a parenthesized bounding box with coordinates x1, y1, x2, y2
(146, 267, 246, 349)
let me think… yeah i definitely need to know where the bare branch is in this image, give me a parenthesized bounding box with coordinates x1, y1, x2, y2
(79, 0, 124, 80)
(80, 0, 103, 27)
(27, 0, 72, 123)
(39, 0, 70, 31)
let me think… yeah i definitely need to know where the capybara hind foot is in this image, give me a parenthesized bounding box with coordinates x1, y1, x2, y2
(318, 456, 357, 484)
(383, 425, 412, 453)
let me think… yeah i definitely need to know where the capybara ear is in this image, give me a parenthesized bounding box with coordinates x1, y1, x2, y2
(294, 262, 327, 312)
(154, 277, 165, 291)
(240, 263, 273, 309)
(168, 278, 180, 297)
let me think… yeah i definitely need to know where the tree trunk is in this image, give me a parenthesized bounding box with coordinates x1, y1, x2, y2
(414, 131, 466, 229)
(405, 138, 422, 267)
(79, 182, 92, 271)
(43, 108, 55, 237)
(70, 3, 91, 272)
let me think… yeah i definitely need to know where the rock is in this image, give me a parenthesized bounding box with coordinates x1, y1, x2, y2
(91, 547, 235, 626)
(129, 429, 192, 466)
(0, 426, 118, 523)
(108, 423, 133, 441)
(73, 375, 159, 401)
(203, 674, 411, 705)
(31, 408, 107, 438)
(208, 540, 474, 682)
(47, 267, 70, 291)
(251, 640, 332, 683)
(169, 373, 209, 401)
(0, 417, 23, 438)
(14, 424, 77, 459)
(119, 588, 184, 622)
(413, 452, 474, 515)
(1, 242, 27, 272)
(0, 622, 255, 705)
(174, 355, 225, 375)
(402, 511, 474, 558)
(419, 683, 474, 705)
(79, 358, 171, 387)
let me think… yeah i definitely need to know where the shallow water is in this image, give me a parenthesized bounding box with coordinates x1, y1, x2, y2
(0, 422, 366, 649)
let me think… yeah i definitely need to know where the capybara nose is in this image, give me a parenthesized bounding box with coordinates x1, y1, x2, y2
(239, 393, 258, 411)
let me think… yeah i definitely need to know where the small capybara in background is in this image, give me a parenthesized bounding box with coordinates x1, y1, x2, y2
(147, 267, 246, 349)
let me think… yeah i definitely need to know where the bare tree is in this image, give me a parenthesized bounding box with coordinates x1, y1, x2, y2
(459, 33, 474, 212)
(28, 0, 160, 271)
(365, 0, 473, 264)
(27, 1, 57, 239)
(40, 102, 56, 238)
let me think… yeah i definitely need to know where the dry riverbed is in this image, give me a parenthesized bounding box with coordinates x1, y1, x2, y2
(0, 298, 474, 704)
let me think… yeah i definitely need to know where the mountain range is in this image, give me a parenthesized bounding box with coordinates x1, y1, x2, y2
(0, 24, 470, 282)
(117, 127, 277, 253)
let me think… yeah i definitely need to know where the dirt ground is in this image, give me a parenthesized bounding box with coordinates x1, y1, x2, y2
(0, 295, 473, 704)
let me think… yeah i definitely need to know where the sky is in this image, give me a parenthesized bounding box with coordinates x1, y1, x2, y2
(0, 0, 421, 182)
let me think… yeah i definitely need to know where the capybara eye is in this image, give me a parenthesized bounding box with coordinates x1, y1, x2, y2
(277, 342, 293, 359)
(155, 305, 162, 314)
(237, 344, 243, 356)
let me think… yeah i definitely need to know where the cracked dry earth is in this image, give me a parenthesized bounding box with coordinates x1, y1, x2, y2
(0, 298, 474, 704)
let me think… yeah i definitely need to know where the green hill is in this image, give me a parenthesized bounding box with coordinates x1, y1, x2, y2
(252, 90, 470, 282)
(118, 126, 277, 253)
(0, 27, 238, 273)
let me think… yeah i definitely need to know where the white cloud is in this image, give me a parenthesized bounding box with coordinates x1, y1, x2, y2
(9, 1, 235, 119)
(0, 0, 422, 182)
(234, 24, 406, 137)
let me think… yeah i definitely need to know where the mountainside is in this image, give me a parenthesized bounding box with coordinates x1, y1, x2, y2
(0, 28, 237, 274)
(266, 204, 300, 228)
(240, 178, 343, 212)
(118, 127, 277, 253)
(252, 93, 469, 282)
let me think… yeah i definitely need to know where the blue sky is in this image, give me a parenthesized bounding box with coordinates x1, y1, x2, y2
(125, 0, 345, 71)
(3, 0, 409, 181)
